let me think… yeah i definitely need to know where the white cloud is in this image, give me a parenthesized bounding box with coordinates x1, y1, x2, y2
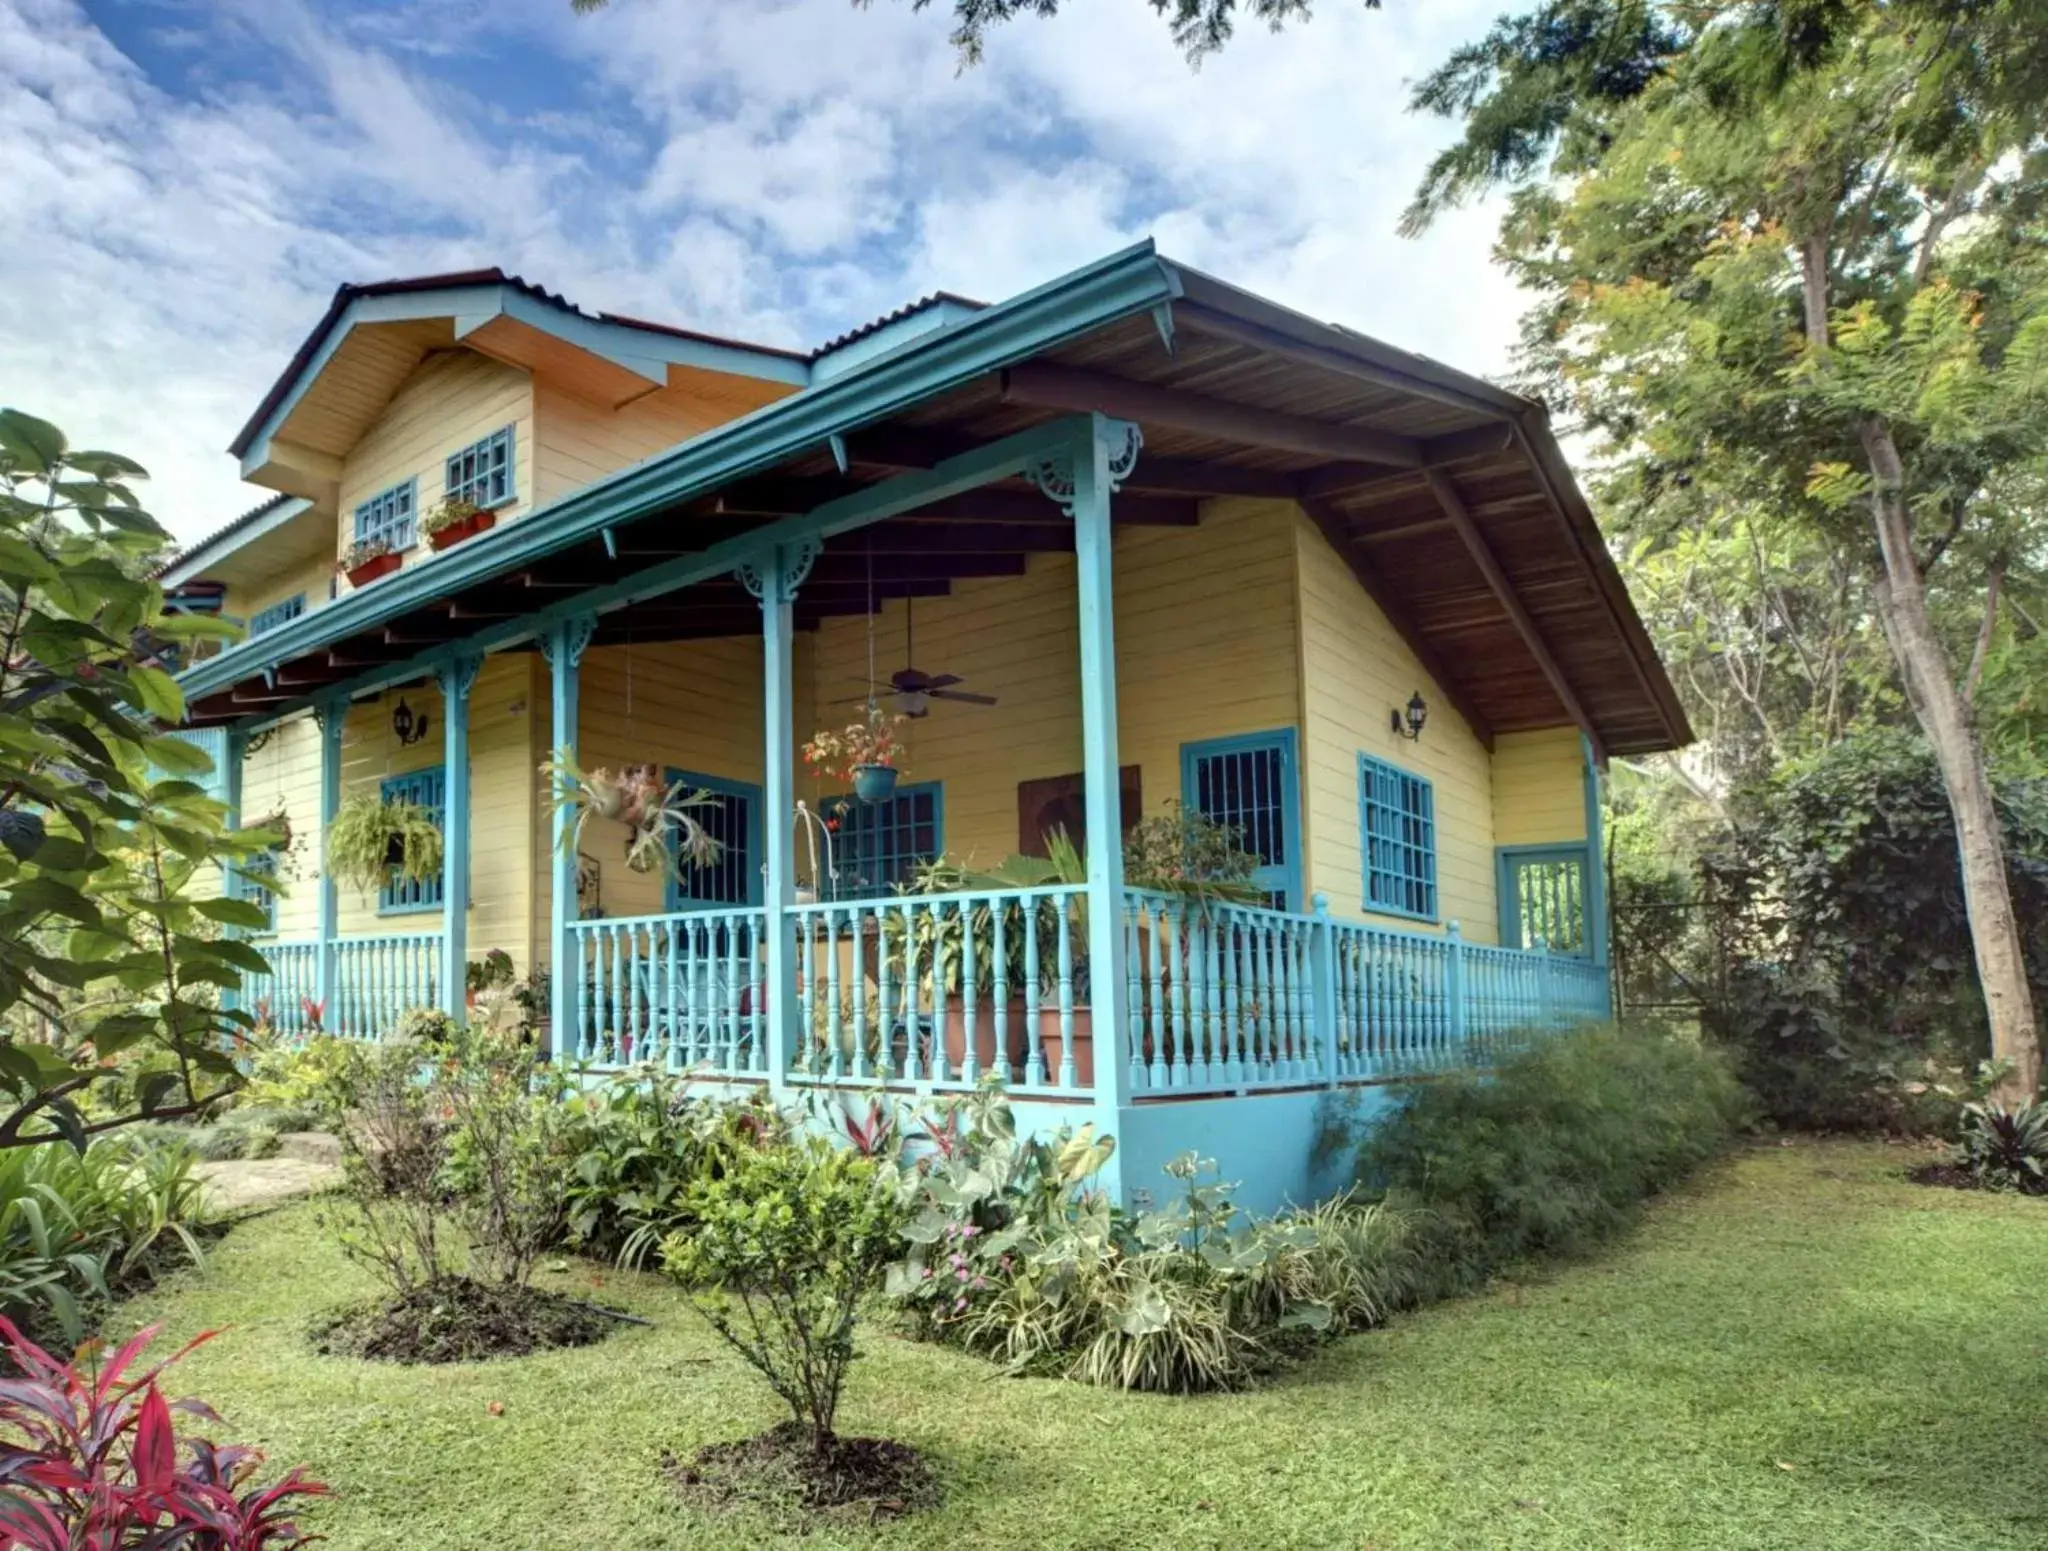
(0, 0, 1530, 545)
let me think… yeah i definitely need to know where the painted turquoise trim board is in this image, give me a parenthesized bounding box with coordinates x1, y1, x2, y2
(1582, 734, 1610, 971)
(1495, 844, 1591, 956)
(314, 699, 344, 1016)
(440, 656, 481, 1017)
(756, 546, 801, 1083)
(543, 615, 595, 1047)
(1357, 753, 1438, 923)
(664, 769, 764, 911)
(1178, 728, 1303, 911)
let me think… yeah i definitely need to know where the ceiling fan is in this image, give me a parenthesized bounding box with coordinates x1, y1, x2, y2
(839, 597, 997, 718)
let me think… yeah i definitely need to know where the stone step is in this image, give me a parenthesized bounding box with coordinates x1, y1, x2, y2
(276, 1130, 342, 1166)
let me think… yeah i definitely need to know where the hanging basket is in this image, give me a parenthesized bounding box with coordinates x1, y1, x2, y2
(852, 764, 899, 805)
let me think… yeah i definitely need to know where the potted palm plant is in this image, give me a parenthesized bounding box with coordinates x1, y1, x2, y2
(421, 495, 496, 552)
(542, 749, 722, 878)
(325, 791, 443, 896)
(339, 537, 399, 589)
(802, 704, 904, 804)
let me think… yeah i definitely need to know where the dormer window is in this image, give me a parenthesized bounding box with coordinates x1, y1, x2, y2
(445, 426, 515, 510)
(354, 478, 418, 552)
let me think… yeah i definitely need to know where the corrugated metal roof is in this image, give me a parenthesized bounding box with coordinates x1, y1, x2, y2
(813, 292, 985, 354)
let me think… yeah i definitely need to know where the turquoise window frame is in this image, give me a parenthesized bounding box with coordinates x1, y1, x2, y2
(1179, 729, 1303, 911)
(353, 478, 419, 552)
(377, 765, 446, 915)
(444, 426, 516, 511)
(1496, 843, 1591, 956)
(1358, 753, 1438, 923)
(248, 594, 306, 638)
(823, 782, 944, 900)
(664, 770, 764, 910)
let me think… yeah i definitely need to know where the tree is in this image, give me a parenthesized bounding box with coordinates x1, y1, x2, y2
(572, 0, 1378, 62)
(0, 409, 272, 1147)
(1402, 0, 2048, 1098)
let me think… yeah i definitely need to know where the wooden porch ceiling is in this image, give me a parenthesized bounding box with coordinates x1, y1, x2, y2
(185, 288, 1688, 758)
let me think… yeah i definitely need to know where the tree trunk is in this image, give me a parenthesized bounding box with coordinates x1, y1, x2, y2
(1859, 420, 2041, 1102)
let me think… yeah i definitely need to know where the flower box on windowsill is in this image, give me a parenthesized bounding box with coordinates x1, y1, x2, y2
(345, 552, 402, 589)
(428, 509, 497, 552)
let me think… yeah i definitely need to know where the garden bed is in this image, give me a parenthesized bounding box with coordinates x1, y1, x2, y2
(311, 1276, 622, 1364)
(663, 1423, 936, 1529)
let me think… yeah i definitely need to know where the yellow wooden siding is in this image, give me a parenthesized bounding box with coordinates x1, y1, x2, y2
(241, 714, 322, 943)
(531, 370, 793, 505)
(325, 657, 536, 969)
(1292, 510, 1499, 942)
(1492, 727, 1588, 845)
(335, 351, 534, 582)
(223, 548, 334, 632)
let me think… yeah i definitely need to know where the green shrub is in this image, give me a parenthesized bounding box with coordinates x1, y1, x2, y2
(1360, 1023, 1747, 1283)
(661, 1135, 901, 1452)
(1956, 1099, 2048, 1194)
(558, 1074, 786, 1268)
(885, 1089, 1426, 1394)
(0, 1140, 209, 1346)
(242, 1034, 358, 1116)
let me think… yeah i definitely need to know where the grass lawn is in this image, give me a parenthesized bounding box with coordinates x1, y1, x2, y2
(113, 1139, 2048, 1550)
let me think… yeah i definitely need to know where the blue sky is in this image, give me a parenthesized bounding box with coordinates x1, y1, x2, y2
(5, 0, 1524, 542)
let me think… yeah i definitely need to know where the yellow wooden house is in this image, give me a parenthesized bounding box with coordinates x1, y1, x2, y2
(164, 243, 1689, 1206)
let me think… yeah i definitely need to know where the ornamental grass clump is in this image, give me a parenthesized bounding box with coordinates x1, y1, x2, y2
(1360, 1022, 1749, 1288)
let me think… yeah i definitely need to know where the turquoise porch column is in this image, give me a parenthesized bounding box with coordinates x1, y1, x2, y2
(1582, 733, 1611, 1014)
(1033, 414, 1142, 1140)
(220, 728, 247, 1016)
(742, 540, 820, 1090)
(439, 654, 483, 1020)
(541, 615, 597, 1057)
(314, 697, 345, 1025)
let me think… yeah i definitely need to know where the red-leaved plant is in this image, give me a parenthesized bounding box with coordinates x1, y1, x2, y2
(0, 1315, 327, 1549)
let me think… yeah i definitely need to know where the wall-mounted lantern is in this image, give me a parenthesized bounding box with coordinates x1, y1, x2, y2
(391, 696, 432, 747)
(1391, 691, 1428, 742)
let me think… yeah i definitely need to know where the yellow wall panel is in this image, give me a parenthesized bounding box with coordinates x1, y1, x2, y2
(224, 550, 334, 633)
(241, 713, 322, 943)
(1493, 727, 1588, 845)
(335, 351, 533, 585)
(326, 656, 538, 969)
(1292, 511, 1499, 941)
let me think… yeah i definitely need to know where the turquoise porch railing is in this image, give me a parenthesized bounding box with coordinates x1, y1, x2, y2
(245, 939, 321, 1036)
(1121, 889, 1323, 1093)
(788, 885, 1092, 1093)
(567, 910, 766, 1073)
(329, 932, 445, 1040)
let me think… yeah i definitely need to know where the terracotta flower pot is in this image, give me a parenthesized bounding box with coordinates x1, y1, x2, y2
(940, 999, 1093, 1086)
(345, 552, 402, 588)
(428, 510, 497, 552)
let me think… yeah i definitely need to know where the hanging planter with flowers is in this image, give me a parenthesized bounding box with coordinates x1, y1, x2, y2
(802, 704, 906, 804)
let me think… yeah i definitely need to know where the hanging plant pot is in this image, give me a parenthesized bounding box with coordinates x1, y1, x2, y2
(346, 552, 402, 588)
(852, 763, 899, 804)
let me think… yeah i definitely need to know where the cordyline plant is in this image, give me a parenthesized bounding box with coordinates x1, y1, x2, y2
(0, 409, 274, 1150)
(0, 1314, 328, 1548)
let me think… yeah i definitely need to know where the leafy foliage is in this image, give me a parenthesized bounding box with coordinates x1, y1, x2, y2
(1360, 1024, 1747, 1278)
(660, 1135, 903, 1453)
(1702, 729, 2048, 1128)
(1956, 1099, 2048, 1195)
(558, 1074, 787, 1269)
(0, 409, 269, 1149)
(0, 1315, 326, 1548)
(0, 1139, 208, 1348)
(884, 1088, 1423, 1393)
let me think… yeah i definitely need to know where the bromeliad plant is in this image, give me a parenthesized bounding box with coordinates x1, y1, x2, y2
(323, 791, 443, 896)
(0, 1316, 328, 1549)
(1956, 1099, 2048, 1195)
(541, 748, 722, 878)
